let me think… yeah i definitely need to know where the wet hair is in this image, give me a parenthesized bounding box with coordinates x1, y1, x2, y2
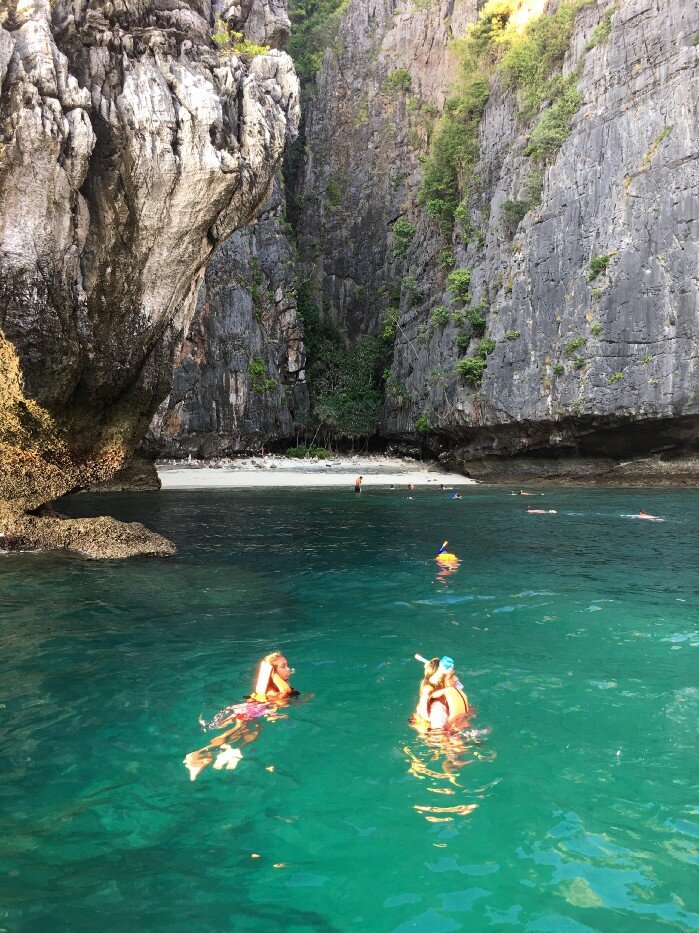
(262, 651, 286, 670)
(420, 658, 440, 688)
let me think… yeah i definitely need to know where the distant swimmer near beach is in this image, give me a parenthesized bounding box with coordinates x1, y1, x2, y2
(636, 509, 664, 522)
(355, 475, 363, 493)
(526, 506, 557, 514)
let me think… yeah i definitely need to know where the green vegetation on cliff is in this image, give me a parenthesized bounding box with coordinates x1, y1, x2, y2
(295, 281, 394, 443)
(287, 0, 349, 83)
(420, 0, 604, 232)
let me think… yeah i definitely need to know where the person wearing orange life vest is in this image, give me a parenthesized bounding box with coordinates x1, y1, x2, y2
(184, 652, 298, 781)
(249, 651, 299, 703)
(411, 655, 469, 731)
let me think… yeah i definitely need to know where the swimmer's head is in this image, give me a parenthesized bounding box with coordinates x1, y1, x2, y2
(263, 651, 294, 680)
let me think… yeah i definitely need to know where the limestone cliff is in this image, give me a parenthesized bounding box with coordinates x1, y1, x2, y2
(144, 178, 308, 458)
(291, 0, 698, 480)
(0, 0, 299, 552)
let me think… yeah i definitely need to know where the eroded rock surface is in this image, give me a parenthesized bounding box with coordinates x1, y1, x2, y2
(291, 0, 698, 479)
(382, 0, 699, 468)
(144, 179, 308, 458)
(0, 0, 299, 553)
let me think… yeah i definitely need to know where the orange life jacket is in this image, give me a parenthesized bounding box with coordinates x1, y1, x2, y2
(250, 662, 294, 703)
(429, 685, 469, 725)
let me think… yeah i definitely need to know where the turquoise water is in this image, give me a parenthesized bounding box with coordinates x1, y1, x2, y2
(1, 486, 698, 931)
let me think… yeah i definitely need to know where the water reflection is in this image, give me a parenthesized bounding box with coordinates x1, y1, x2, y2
(404, 726, 495, 822)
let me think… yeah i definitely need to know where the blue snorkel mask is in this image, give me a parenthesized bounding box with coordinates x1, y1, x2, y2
(439, 655, 464, 690)
(415, 654, 463, 689)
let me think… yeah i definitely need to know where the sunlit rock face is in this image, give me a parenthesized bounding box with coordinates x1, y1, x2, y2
(0, 0, 299, 517)
(291, 0, 698, 480)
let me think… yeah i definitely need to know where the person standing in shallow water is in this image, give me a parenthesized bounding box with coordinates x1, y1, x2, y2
(355, 475, 363, 493)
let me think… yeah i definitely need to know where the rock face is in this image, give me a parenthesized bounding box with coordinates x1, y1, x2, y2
(290, 0, 698, 480)
(144, 179, 308, 458)
(0, 0, 299, 551)
(294, 0, 469, 338)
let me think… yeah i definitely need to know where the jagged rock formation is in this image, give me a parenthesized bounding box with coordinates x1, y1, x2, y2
(291, 0, 698, 481)
(144, 178, 307, 458)
(386, 0, 699, 479)
(0, 0, 299, 553)
(294, 0, 470, 337)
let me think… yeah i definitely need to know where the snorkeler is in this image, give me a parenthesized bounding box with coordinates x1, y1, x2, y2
(249, 651, 299, 703)
(435, 540, 460, 565)
(411, 655, 469, 732)
(184, 653, 299, 781)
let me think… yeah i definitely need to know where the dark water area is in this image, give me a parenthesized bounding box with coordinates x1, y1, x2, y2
(1, 486, 698, 931)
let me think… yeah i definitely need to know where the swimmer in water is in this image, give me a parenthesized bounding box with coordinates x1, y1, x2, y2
(407, 482, 414, 490)
(637, 509, 663, 521)
(184, 653, 299, 781)
(411, 655, 469, 732)
(435, 540, 459, 565)
(249, 652, 299, 703)
(355, 475, 363, 493)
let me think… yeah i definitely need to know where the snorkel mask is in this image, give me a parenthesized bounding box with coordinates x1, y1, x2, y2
(415, 653, 463, 689)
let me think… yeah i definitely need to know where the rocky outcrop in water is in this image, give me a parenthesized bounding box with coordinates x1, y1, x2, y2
(144, 178, 308, 459)
(0, 0, 299, 553)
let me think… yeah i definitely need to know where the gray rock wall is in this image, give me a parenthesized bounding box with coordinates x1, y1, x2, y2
(385, 0, 698, 464)
(0, 0, 299, 512)
(294, 0, 471, 338)
(145, 180, 308, 458)
(149, 0, 698, 478)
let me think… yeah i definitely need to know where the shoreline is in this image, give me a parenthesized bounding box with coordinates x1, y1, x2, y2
(156, 454, 477, 489)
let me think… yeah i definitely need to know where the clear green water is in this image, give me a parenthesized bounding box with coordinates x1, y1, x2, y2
(1, 486, 698, 932)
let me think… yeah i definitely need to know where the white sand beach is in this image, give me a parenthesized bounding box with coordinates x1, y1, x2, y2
(157, 454, 477, 489)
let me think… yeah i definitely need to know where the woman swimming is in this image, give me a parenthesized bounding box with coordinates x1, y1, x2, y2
(249, 652, 299, 704)
(198, 652, 299, 731)
(185, 653, 299, 781)
(411, 655, 469, 733)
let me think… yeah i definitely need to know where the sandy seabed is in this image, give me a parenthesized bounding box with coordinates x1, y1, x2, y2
(156, 455, 477, 489)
